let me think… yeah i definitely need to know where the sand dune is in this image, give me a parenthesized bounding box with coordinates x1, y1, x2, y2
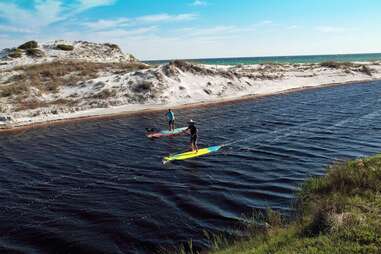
(1, 41, 381, 130)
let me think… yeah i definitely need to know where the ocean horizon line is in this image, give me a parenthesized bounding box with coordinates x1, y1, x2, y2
(143, 52, 381, 65)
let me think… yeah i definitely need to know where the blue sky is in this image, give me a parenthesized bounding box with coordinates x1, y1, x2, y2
(0, 0, 380, 60)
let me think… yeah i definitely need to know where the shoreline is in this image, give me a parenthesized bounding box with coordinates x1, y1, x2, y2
(209, 154, 381, 254)
(1, 77, 379, 134)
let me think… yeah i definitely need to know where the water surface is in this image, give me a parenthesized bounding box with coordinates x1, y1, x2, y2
(145, 53, 381, 65)
(1, 81, 381, 253)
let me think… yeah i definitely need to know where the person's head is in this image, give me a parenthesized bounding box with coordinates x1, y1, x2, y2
(188, 119, 195, 126)
(168, 109, 171, 112)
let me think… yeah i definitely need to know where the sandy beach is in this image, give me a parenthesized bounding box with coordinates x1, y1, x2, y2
(1, 76, 380, 133)
(1, 41, 381, 132)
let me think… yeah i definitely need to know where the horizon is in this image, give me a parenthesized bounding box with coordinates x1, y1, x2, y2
(144, 51, 381, 62)
(1, 0, 381, 60)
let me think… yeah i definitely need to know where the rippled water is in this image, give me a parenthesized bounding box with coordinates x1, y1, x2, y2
(1, 81, 381, 253)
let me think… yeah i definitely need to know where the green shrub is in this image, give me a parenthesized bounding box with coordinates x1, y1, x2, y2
(18, 40, 38, 49)
(132, 82, 153, 93)
(208, 154, 381, 254)
(360, 65, 372, 76)
(105, 43, 120, 50)
(56, 44, 74, 51)
(91, 89, 117, 99)
(129, 54, 137, 61)
(8, 48, 22, 58)
(26, 48, 44, 57)
(320, 61, 355, 69)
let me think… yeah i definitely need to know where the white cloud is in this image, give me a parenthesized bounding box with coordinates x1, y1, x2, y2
(34, 0, 63, 25)
(68, 0, 116, 16)
(136, 13, 197, 23)
(315, 26, 348, 33)
(174, 21, 277, 39)
(259, 20, 273, 25)
(179, 25, 255, 37)
(93, 26, 157, 38)
(0, 0, 116, 32)
(83, 13, 197, 31)
(191, 0, 207, 6)
(286, 25, 299, 30)
(1, 2, 375, 60)
(84, 18, 129, 30)
(0, 25, 33, 33)
(75, 0, 116, 12)
(0, 2, 35, 26)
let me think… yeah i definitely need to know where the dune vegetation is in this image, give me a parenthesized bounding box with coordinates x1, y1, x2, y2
(1, 40, 381, 129)
(205, 154, 381, 254)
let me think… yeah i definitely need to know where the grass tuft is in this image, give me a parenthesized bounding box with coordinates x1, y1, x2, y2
(18, 40, 38, 50)
(8, 48, 23, 58)
(56, 44, 74, 51)
(0, 60, 149, 110)
(208, 154, 381, 254)
(360, 65, 373, 76)
(90, 89, 117, 99)
(320, 61, 356, 69)
(26, 48, 45, 57)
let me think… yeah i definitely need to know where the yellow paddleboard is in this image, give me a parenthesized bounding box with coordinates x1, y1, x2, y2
(163, 146, 222, 164)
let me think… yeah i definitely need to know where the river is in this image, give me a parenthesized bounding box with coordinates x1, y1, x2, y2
(1, 81, 381, 253)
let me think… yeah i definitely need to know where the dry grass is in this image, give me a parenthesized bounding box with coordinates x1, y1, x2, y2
(0, 84, 29, 97)
(166, 60, 215, 76)
(359, 65, 373, 76)
(15, 98, 78, 111)
(320, 61, 373, 76)
(320, 61, 357, 69)
(0, 60, 149, 98)
(0, 60, 149, 111)
(15, 99, 48, 111)
(104, 43, 120, 50)
(90, 89, 117, 99)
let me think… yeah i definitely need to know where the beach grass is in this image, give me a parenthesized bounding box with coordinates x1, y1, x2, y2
(206, 154, 381, 254)
(0, 60, 149, 110)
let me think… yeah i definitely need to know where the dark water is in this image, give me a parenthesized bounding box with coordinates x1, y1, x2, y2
(1, 81, 381, 253)
(144, 53, 381, 65)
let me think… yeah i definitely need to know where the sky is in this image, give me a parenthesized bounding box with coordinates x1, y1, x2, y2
(0, 0, 380, 60)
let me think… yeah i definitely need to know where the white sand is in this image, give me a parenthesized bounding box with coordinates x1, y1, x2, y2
(1, 41, 381, 130)
(0, 40, 135, 71)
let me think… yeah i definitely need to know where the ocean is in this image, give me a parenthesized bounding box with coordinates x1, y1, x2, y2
(144, 53, 381, 65)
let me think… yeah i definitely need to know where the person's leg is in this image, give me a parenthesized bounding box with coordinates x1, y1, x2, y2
(190, 136, 195, 151)
(194, 137, 198, 152)
(172, 120, 175, 131)
(168, 121, 171, 131)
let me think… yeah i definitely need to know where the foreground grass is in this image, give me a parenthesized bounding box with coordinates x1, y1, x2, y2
(209, 154, 381, 254)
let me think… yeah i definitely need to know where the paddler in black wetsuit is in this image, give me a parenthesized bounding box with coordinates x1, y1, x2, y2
(186, 119, 198, 152)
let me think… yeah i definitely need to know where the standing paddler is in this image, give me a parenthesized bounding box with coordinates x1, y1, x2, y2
(166, 109, 175, 131)
(186, 119, 198, 152)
